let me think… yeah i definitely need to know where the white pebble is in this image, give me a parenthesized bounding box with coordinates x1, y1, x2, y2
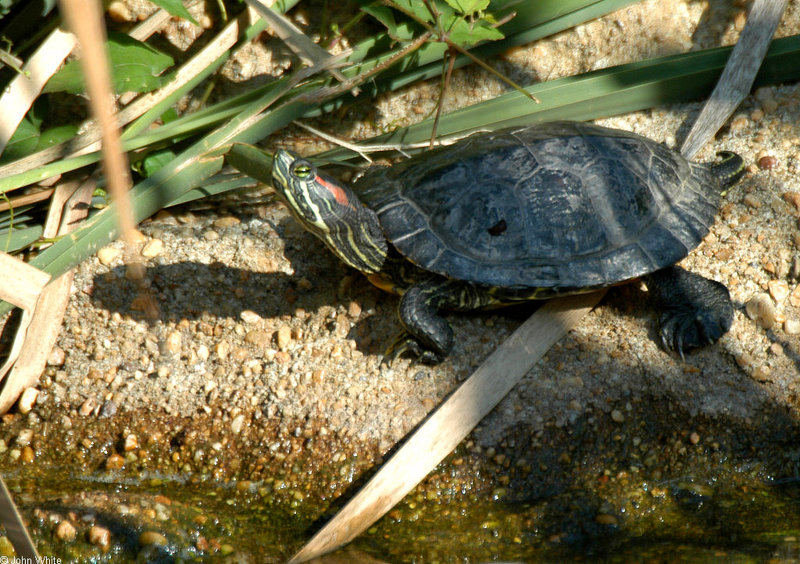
(17, 388, 39, 414)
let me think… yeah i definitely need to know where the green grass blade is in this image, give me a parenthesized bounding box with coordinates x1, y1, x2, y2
(317, 33, 800, 160)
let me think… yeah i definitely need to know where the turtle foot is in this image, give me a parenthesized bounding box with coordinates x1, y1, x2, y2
(382, 332, 444, 365)
(645, 265, 734, 359)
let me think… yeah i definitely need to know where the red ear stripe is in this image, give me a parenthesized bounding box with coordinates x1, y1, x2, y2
(315, 174, 353, 208)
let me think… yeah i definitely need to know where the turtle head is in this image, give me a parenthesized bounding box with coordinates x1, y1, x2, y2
(272, 149, 388, 274)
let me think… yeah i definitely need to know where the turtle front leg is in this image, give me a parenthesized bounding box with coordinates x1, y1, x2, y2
(385, 278, 495, 364)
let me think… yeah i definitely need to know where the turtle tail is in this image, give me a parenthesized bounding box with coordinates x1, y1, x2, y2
(710, 151, 745, 192)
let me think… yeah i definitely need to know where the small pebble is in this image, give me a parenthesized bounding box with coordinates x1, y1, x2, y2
(276, 326, 292, 350)
(97, 246, 122, 266)
(99, 400, 117, 418)
(611, 409, 625, 423)
(757, 155, 778, 170)
(197, 344, 209, 361)
(107, 0, 133, 22)
(768, 280, 790, 303)
(79, 397, 96, 417)
(124, 434, 139, 452)
(595, 514, 618, 526)
(245, 330, 272, 347)
(789, 285, 800, 308)
(141, 239, 164, 258)
(790, 257, 800, 280)
(240, 310, 262, 324)
(743, 194, 761, 209)
(163, 331, 182, 355)
(18, 388, 39, 414)
(55, 520, 77, 542)
(47, 346, 66, 366)
(15, 429, 33, 446)
(231, 414, 247, 434)
(213, 217, 240, 229)
(139, 531, 168, 547)
(105, 453, 125, 471)
(745, 293, 777, 329)
(782, 192, 800, 211)
(347, 301, 362, 318)
(784, 318, 800, 335)
(88, 525, 111, 550)
(752, 364, 771, 381)
(127, 229, 147, 243)
(215, 341, 230, 361)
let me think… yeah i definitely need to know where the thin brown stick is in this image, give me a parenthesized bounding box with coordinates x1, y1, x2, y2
(58, 0, 137, 244)
(680, 0, 788, 158)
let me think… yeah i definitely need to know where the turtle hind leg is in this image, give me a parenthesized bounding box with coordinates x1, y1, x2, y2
(643, 265, 733, 358)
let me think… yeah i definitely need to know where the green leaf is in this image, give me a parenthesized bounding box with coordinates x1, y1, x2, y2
(149, 0, 199, 26)
(1, 117, 40, 163)
(445, 15, 504, 46)
(134, 148, 178, 177)
(35, 124, 79, 151)
(360, 4, 417, 42)
(44, 32, 174, 95)
(388, 0, 437, 23)
(443, 0, 489, 15)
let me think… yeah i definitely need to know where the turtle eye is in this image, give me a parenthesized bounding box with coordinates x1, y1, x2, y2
(291, 161, 313, 179)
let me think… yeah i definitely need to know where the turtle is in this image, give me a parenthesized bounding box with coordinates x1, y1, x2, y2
(270, 120, 745, 364)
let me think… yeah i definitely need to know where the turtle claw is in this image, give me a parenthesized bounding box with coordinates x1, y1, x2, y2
(646, 266, 734, 361)
(382, 332, 443, 365)
(658, 307, 732, 360)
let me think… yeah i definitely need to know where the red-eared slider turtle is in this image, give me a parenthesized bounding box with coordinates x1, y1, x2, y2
(271, 121, 744, 364)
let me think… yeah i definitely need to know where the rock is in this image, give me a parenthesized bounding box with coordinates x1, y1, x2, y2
(99, 400, 117, 418)
(55, 520, 77, 542)
(18, 388, 39, 414)
(215, 341, 230, 361)
(595, 514, 618, 526)
(97, 246, 122, 266)
(141, 238, 164, 258)
(162, 331, 182, 355)
(213, 217, 240, 229)
(15, 429, 33, 446)
(231, 414, 247, 434)
(745, 293, 777, 329)
(785, 318, 800, 335)
(47, 346, 66, 366)
(768, 280, 790, 303)
(245, 330, 272, 347)
(79, 397, 96, 417)
(105, 453, 125, 471)
(88, 525, 111, 549)
(790, 285, 800, 307)
(139, 531, 168, 547)
(240, 310, 262, 324)
(276, 326, 292, 350)
(124, 434, 139, 452)
(782, 191, 800, 211)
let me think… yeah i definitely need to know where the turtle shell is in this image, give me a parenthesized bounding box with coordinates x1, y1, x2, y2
(355, 121, 721, 290)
